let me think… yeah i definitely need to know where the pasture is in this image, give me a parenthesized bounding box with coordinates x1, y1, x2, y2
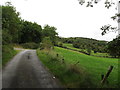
(37, 47, 118, 88)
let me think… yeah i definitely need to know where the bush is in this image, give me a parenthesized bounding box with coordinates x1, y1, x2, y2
(21, 42, 39, 49)
(73, 43, 80, 48)
(40, 37, 54, 50)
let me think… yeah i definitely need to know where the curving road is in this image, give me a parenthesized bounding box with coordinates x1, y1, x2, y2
(1, 50, 61, 88)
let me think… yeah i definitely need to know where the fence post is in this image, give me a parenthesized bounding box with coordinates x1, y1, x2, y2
(101, 74, 104, 80)
(56, 54, 59, 57)
(62, 59, 64, 63)
(101, 66, 113, 85)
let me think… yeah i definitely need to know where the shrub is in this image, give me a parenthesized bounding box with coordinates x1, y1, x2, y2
(73, 43, 80, 48)
(21, 42, 39, 49)
(40, 37, 54, 50)
(58, 42, 63, 47)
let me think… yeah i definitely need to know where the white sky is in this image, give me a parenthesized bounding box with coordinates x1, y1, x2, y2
(1, 0, 119, 41)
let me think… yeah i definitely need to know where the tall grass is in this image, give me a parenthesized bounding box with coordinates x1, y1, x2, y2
(2, 45, 19, 66)
(37, 49, 95, 88)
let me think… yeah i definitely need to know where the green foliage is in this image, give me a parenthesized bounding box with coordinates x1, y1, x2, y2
(21, 42, 39, 49)
(42, 25, 58, 44)
(2, 2, 21, 43)
(2, 2, 58, 46)
(40, 37, 53, 50)
(87, 47, 91, 55)
(63, 43, 110, 57)
(108, 36, 120, 58)
(2, 29, 12, 45)
(57, 42, 63, 47)
(59, 37, 107, 53)
(20, 21, 42, 43)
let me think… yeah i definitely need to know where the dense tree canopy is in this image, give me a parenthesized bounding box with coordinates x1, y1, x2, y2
(19, 20, 42, 43)
(2, 2, 21, 44)
(42, 25, 58, 44)
(2, 2, 58, 45)
(58, 37, 107, 53)
(107, 36, 120, 58)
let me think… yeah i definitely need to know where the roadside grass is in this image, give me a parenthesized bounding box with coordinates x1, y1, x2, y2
(2, 45, 20, 66)
(54, 47, 118, 88)
(37, 49, 95, 88)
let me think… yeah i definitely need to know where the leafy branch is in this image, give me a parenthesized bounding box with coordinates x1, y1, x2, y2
(78, 0, 116, 8)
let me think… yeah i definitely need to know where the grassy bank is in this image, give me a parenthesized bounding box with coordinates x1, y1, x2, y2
(37, 47, 118, 88)
(2, 45, 20, 66)
(37, 49, 94, 88)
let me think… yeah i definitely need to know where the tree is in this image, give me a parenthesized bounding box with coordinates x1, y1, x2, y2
(78, 0, 120, 35)
(2, 2, 21, 44)
(40, 37, 53, 50)
(78, 0, 117, 9)
(107, 36, 120, 58)
(78, 0, 120, 57)
(87, 47, 91, 55)
(42, 25, 58, 45)
(19, 20, 42, 43)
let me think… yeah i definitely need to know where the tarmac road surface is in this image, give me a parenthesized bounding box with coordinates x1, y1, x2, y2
(1, 50, 61, 88)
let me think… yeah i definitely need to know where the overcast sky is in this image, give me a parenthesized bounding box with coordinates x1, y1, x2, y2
(1, 0, 119, 41)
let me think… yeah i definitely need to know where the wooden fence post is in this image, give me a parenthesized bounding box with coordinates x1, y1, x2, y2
(62, 59, 64, 63)
(56, 54, 59, 57)
(101, 74, 104, 80)
(101, 66, 113, 85)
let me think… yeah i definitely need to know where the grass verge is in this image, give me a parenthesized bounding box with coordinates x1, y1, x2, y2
(2, 45, 20, 67)
(37, 49, 95, 88)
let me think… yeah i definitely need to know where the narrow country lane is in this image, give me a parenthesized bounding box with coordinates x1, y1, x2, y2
(1, 50, 61, 88)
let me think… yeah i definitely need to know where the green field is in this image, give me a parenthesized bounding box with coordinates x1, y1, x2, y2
(37, 47, 118, 88)
(63, 43, 110, 57)
(63, 43, 82, 51)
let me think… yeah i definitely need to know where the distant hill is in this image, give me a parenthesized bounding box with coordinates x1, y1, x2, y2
(57, 37, 108, 53)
